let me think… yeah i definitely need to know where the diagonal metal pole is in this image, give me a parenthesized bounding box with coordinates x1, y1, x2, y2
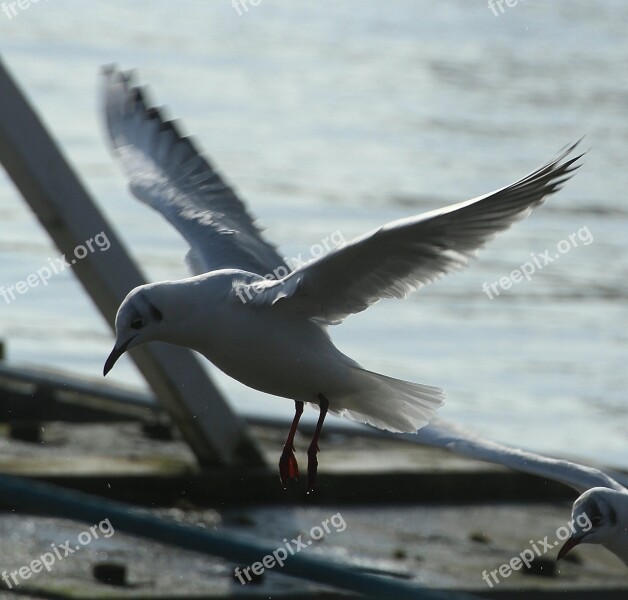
(0, 56, 265, 468)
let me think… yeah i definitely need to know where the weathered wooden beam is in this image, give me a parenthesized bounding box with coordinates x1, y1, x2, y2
(0, 57, 265, 467)
(0, 363, 159, 423)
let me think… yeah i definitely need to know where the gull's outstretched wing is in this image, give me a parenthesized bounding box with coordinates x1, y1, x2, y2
(102, 65, 287, 277)
(413, 419, 626, 495)
(245, 143, 583, 324)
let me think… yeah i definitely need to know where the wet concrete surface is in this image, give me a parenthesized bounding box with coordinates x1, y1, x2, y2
(0, 421, 625, 598)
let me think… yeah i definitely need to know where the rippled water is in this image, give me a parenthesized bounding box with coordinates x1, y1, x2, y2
(1, 1, 627, 466)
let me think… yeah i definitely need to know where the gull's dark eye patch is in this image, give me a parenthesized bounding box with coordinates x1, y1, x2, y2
(588, 503, 600, 521)
(607, 504, 618, 526)
(147, 300, 163, 321)
(131, 318, 144, 330)
(591, 514, 603, 527)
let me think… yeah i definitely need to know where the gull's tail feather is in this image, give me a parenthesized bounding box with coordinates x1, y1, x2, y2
(336, 367, 445, 433)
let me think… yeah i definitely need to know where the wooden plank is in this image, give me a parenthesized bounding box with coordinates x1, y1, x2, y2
(0, 363, 159, 423)
(0, 57, 265, 467)
(0, 362, 156, 410)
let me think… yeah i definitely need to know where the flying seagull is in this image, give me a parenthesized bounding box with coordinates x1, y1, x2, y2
(101, 65, 583, 493)
(412, 420, 628, 565)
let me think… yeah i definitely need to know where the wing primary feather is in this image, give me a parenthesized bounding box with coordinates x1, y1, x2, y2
(243, 141, 584, 324)
(102, 65, 288, 276)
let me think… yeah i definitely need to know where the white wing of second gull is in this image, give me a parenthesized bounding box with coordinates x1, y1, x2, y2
(411, 419, 628, 565)
(414, 419, 626, 494)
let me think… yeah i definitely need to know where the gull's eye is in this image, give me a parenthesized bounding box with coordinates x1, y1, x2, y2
(130, 318, 144, 330)
(591, 515, 604, 527)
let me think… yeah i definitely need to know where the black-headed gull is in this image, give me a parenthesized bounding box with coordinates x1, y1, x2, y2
(413, 420, 628, 565)
(101, 66, 583, 492)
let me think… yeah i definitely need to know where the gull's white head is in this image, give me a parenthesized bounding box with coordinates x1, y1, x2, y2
(558, 487, 628, 563)
(104, 272, 242, 375)
(104, 283, 171, 375)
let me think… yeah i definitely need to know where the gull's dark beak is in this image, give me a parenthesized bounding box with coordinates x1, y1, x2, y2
(557, 534, 584, 560)
(103, 337, 134, 376)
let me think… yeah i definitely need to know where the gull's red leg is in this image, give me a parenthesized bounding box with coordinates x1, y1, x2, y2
(306, 393, 329, 494)
(279, 400, 304, 488)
